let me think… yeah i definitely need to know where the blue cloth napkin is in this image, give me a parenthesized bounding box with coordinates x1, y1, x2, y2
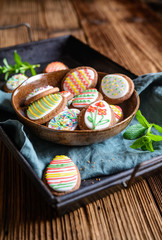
(0, 73, 162, 179)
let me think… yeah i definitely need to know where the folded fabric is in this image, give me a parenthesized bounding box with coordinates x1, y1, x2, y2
(0, 72, 162, 179)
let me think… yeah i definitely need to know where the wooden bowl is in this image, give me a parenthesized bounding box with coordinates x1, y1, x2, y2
(12, 70, 140, 146)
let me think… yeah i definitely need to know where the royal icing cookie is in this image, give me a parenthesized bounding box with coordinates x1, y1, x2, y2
(70, 89, 103, 109)
(110, 105, 123, 123)
(61, 67, 98, 96)
(24, 86, 59, 105)
(78, 100, 116, 130)
(4, 74, 28, 92)
(60, 90, 74, 101)
(44, 61, 68, 73)
(100, 74, 134, 104)
(26, 93, 67, 124)
(44, 155, 81, 196)
(47, 109, 80, 130)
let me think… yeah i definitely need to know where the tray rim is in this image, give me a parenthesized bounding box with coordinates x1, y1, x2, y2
(0, 35, 161, 210)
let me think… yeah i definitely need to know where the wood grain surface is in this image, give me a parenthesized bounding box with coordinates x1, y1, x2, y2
(0, 0, 162, 239)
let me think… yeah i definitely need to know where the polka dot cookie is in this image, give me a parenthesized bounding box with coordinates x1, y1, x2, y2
(44, 61, 68, 73)
(100, 74, 134, 104)
(43, 155, 81, 196)
(61, 66, 98, 96)
(4, 74, 28, 93)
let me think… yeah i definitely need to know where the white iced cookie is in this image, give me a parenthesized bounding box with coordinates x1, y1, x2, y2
(70, 89, 103, 109)
(100, 74, 134, 104)
(78, 100, 116, 130)
(24, 86, 59, 105)
(4, 74, 28, 92)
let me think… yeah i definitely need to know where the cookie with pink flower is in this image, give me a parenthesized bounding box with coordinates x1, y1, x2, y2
(78, 100, 116, 130)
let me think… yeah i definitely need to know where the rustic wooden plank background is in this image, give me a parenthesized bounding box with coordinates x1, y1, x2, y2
(0, 0, 162, 239)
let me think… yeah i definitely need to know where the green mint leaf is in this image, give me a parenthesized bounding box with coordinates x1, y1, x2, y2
(142, 135, 151, 144)
(130, 137, 145, 149)
(3, 58, 10, 68)
(14, 51, 23, 65)
(147, 133, 162, 142)
(141, 145, 147, 151)
(136, 110, 150, 128)
(30, 67, 36, 76)
(123, 124, 147, 140)
(20, 69, 25, 74)
(5, 72, 9, 80)
(22, 61, 30, 66)
(145, 141, 154, 152)
(130, 135, 151, 149)
(153, 124, 162, 133)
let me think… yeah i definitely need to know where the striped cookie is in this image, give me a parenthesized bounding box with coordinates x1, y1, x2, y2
(61, 67, 98, 96)
(43, 155, 81, 196)
(26, 93, 67, 124)
(24, 86, 59, 105)
(70, 88, 103, 110)
(110, 105, 123, 123)
(44, 61, 68, 73)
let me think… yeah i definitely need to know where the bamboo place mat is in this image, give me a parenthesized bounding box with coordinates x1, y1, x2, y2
(0, 0, 162, 239)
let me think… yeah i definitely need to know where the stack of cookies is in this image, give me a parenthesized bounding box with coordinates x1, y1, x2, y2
(24, 66, 134, 132)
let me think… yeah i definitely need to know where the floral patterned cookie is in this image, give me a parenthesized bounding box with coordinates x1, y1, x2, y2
(78, 100, 116, 130)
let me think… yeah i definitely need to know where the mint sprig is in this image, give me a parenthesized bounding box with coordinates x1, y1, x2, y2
(123, 110, 162, 152)
(0, 51, 40, 80)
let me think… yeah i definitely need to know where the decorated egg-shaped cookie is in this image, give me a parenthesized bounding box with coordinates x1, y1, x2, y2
(70, 89, 103, 109)
(110, 105, 123, 123)
(100, 74, 134, 104)
(44, 155, 81, 196)
(24, 86, 59, 105)
(78, 100, 116, 130)
(60, 90, 74, 101)
(61, 67, 98, 96)
(26, 93, 66, 124)
(44, 61, 68, 73)
(47, 109, 80, 130)
(4, 74, 28, 93)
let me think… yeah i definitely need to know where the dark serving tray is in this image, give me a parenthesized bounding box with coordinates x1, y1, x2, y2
(0, 34, 162, 215)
